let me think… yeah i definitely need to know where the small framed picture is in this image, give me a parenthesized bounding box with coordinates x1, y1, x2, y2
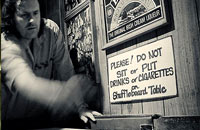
(102, 0, 167, 49)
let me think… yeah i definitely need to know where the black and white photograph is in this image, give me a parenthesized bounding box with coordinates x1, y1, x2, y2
(1, 0, 200, 130)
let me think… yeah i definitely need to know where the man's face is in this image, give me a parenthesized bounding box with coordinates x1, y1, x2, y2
(14, 0, 41, 39)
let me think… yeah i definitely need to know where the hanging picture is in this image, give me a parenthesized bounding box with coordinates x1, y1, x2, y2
(103, 0, 167, 49)
(65, 1, 96, 81)
(108, 37, 177, 103)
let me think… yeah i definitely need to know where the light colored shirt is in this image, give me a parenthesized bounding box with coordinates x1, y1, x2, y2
(1, 18, 75, 120)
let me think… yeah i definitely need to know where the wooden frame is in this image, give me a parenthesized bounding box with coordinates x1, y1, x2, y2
(65, 0, 89, 21)
(64, 0, 100, 83)
(107, 36, 177, 103)
(102, 0, 167, 50)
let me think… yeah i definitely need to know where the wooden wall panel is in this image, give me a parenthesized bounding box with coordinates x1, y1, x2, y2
(95, 0, 200, 116)
(122, 103, 143, 115)
(155, 0, 177, 116)
(39, 0, 64, 32)
(107, 41, 123, 115)
(48, 0, 62, 29)
(162, 0, 200, 116)
(38, 0, 47, 17)
(95, 0, 111, 115)
(196, 0, 200, 26)
(110, 104, 122, 115)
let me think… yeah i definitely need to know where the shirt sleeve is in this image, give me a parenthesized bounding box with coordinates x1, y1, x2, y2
(51, 23, 75, 81)
(1, 36, 85, 117)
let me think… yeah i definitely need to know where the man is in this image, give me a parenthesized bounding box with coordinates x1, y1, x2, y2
(1, 0, 101, 129)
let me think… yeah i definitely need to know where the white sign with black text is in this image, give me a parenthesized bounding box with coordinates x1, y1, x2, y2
(108, 37, 177, 103)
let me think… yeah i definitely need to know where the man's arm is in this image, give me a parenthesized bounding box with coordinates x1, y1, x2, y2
(1, 41, 93, 119)
(49, 23, 102, 121)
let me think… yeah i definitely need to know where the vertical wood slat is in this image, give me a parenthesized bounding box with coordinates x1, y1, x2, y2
(110, 104, 122, 115)
(39, 0, 64, 31)
(160, 0, 200, 116)
(95, 0, 111, 115)
(196, 0, 200, 27)
(39, 0, 47, 18)
(47, 0, 62, 29)
(60, 0, 65, 34)
(88, 0, 103, 112)
(89, 0, 101, 84)
(156, 0, 178, 116)
(108, 45, 122, 115)
(122, 102, 143, 115)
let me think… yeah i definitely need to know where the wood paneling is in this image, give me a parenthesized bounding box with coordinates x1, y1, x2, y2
(196, 0, 200, 26)
(162, 0, 200, 116)
(122, 102, 143, 115)
(95, 0, 111, 115)
(95, 0, 200, 116)
(39, 0, 64, 32)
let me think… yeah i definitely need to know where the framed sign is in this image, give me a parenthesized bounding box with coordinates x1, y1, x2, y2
(108, 37, 177, 103)
(65, 0, 98, 81)
(103, 0, 167, 49)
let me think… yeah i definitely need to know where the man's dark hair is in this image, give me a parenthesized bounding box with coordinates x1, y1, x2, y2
(1, 0, 43, 36)
(1, 0, 18, 34)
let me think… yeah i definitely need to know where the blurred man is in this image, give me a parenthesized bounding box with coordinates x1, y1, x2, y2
(1, 0, 101, 129)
